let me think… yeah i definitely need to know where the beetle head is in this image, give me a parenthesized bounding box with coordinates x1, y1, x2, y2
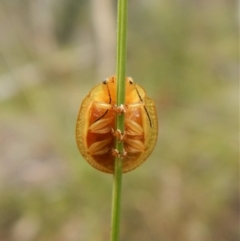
(102, 76, 146, 103)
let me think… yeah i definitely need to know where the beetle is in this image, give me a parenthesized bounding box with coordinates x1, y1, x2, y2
(76, 75, 158, 173)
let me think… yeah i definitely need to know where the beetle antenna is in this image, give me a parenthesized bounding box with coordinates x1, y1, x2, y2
(144, 106, 152, 128)
(135, 86, 152, 128)
(135, 86, 143, 102)
(106, 81, 112, 104)
(94, 80, 112, 122)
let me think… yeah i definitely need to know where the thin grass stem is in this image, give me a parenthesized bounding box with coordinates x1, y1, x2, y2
(110, 0, 128, 241)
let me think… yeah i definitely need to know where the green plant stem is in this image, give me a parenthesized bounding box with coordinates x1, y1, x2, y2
(110, 0, 128, 241)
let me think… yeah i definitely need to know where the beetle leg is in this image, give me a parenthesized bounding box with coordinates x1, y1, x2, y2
(111, 148, 120, 158)
(88, 138, 112, 155)
(94, 102, 112, 110)
(94, 102, 127, 113)
(89, 118, 112, 133)
(125, 145, 143, 154)
(124, 138, 145, 153)
(125, 119, 144, 136)
(126, 102, 144, 109)
(111, 148, 127, 159)
(111, 128, 125, 141)
(112, 104, 126, 114)
(122, 148, 127, 158)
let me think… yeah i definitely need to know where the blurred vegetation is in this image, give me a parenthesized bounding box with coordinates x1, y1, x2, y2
(0, 0, 238, 241)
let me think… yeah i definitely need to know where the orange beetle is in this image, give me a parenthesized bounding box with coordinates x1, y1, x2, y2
(76, 75, 158, 173)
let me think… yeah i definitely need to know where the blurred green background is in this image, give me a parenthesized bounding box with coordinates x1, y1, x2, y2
(0, 0, 238, 241)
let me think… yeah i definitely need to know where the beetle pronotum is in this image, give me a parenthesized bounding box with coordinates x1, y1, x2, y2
(76, 75, 158, 173)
